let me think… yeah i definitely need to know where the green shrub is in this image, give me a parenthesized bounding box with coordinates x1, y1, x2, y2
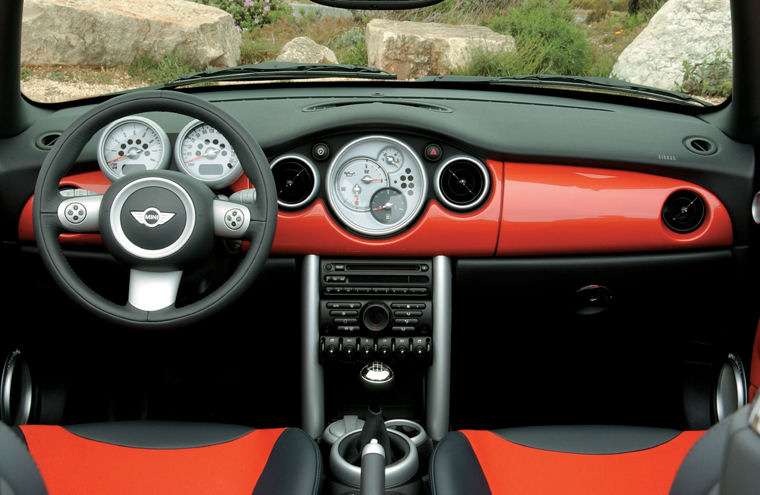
(462, 37, 552, 77)
(192, 0, 290, 31)
(678, 50, 732, 98)
(486, 0, 592, 76)
(330, 27, 368, 66)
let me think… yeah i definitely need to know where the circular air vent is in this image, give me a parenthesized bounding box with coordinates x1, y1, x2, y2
(684, 136, 717, 156)
(662, 190, 706, 233)
(434, 156, 490, 211)
(270, 154, 320, 209)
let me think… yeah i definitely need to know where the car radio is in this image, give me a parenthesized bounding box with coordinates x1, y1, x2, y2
(318, 259, 433, 364)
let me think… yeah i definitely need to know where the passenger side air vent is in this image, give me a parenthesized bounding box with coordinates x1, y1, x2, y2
(662, 190, 706, 233)
(270, 154, 320, 209)
(434, 157, 490, 211)
(683, 136, 717, 155)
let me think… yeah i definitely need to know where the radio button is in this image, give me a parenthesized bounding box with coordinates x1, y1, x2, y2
(391, 303, 426, 310)
(337, 325, 360, 332)
(394, 318, 419, 326)
(330, 310, 359, 317)
(392, 326, 416, 333)
(394, 310, 423, 317)
(334, 318, 359, 325)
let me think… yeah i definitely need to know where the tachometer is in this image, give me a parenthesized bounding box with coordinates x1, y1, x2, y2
(97, 116, 170, 182)
(175, 120, 243, 189)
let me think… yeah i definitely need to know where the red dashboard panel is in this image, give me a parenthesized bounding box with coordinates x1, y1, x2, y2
(497, 163, 733, 255)
(18, 161, 733, 255)
(270, 159, 503, 256)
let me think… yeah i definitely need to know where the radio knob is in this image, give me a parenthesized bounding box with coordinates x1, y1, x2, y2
(362, 302, 391, 332)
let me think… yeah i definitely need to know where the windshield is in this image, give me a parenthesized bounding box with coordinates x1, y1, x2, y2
(20, 0, 731, 105)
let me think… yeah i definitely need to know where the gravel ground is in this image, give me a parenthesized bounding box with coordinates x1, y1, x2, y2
(22, 77, 140, 103)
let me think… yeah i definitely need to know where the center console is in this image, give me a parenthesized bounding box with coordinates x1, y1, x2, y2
(301, 255, 452, 494)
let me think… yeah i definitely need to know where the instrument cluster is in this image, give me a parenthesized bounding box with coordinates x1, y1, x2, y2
(96, 115, 242, 189)
(325, 136, 428, 237)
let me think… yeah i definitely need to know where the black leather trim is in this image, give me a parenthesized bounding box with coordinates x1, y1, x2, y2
(252, 428, 322, 495)
(430, 432, 491, 495)
(669, 405, 750, 495)
(1, 422, 48, 495)
(64, 421, 255, 449)
(491, 425, 682, 454)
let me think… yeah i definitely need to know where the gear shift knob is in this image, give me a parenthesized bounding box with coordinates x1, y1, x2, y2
(360, 362, 394, 396)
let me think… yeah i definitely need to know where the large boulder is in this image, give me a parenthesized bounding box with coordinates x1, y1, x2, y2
(366, 19, 515, 80)
(612, 0, 731, 90)
(21, 0, 240, 68)
(276, 37, 339, 64)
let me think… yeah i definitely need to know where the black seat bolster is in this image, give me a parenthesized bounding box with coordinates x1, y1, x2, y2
(65, 420, 254, 448)
(253, 428, 322, 495)
(0, 422, 47, 495)
(669, 405, 750, 495)
(490, 425, 682, 454)
(429, 431, 491, 495)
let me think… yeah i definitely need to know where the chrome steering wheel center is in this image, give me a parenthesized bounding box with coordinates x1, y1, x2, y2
(109, 177, 196, 260)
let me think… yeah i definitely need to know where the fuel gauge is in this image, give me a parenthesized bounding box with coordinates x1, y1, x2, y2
(370, 188, 407, 225)
(378, 146, 404, 174)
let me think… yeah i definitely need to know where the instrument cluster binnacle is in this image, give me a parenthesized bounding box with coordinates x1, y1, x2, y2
(326, 136, 428, 237)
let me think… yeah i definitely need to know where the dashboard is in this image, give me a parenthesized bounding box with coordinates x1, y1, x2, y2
(2, 83, 756, 433)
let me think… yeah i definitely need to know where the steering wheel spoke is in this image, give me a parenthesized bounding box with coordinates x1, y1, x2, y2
(128, 269, 182, 312)
(56, 193, 102, 233)
(212, 199, 252, 239)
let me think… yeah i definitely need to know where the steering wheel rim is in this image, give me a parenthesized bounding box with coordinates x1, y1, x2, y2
(33, 90, 277, 329)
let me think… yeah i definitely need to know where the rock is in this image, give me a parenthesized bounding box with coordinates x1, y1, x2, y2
(276, 37, 339, 64)
(21, 0, 240, 69)
(287, 2, 352, 19)
(366, 19, 515, 80)
(611, 0, 731, 91)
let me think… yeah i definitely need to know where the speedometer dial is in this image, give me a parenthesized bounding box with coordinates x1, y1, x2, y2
(175, 120, 243, 189)
(97, 116, 170, 182)
(326, 136, 427, 237)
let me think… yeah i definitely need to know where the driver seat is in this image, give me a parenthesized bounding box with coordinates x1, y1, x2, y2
(2, 421, 321, 495)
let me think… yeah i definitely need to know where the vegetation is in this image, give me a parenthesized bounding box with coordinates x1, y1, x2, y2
(191, 0, 290, 31)
(127, 53, 196, 85)
(678, 50, 733, 98)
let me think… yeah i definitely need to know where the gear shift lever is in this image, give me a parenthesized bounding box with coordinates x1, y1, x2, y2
(356, 362, 395, 464)
(360, 362, 394, 412)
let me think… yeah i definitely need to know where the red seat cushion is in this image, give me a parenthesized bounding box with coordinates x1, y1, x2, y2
(431, 427, 705, 495)
(462, 429, 704, 495)
(19, 424, 316, 495)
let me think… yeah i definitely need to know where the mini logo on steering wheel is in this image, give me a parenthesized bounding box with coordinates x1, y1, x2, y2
(131, 207, 175, 227)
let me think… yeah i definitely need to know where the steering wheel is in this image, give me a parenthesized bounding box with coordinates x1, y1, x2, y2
(33, 91, 277, 329)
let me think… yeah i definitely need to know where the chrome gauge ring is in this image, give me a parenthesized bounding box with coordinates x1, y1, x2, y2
(175, 119, 243, 189)
(97, 116, 170, 182)
(326, 136, 427, 237)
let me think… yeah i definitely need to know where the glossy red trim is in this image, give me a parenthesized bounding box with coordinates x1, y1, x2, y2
(270, 159, 504, 256)
(20, 425, 284, 495)
(18, 163, 733, 256)
(750, 320, 760, 402)
(461, 429, 704, 495)
(497, 163, 733, 255)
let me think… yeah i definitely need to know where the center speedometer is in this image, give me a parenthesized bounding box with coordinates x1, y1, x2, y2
(326, 136, 428, 237)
